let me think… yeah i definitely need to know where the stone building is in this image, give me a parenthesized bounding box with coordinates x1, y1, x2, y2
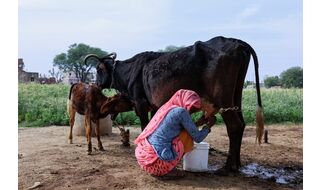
(62, 71, 96, 85)
(18, 58, 39, 83)
(62, 72, 80, 85)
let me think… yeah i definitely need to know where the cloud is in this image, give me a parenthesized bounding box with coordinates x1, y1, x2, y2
(239, 5, 260, 19)
(19, 0, 173, 63)
(235, 4, 260, 25)
(18, 0, 302, 77)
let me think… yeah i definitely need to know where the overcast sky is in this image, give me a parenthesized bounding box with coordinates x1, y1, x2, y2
(18, 0, 302, 81)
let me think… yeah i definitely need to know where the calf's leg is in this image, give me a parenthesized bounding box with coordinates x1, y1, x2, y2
(85, 115, 92, 155)
(94, 120, 104, 151)
(68, 108, 76, 144)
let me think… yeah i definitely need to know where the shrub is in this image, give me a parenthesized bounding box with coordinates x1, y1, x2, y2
(18, 84, 303, 127)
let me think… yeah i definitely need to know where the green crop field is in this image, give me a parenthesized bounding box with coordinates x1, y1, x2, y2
(18, 83, 302, 127)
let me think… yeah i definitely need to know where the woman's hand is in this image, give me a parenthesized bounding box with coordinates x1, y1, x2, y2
(195, 114, 216, 128)
(206, 115, 216, 128)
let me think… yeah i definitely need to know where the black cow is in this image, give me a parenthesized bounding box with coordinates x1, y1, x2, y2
(85, 51, 165, 128)
(85, 36, 264, 175)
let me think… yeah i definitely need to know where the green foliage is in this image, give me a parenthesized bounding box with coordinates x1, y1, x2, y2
(18, 84, 303, 127)
(158, 45, 184, 52)
(53, 43, 108, 82)
(18, 83, 70, 127)
(244, 80, 254, 88)
(264, 76, 281, 88)
(242, 88, 303, 124)
(280, 67, 303, 88)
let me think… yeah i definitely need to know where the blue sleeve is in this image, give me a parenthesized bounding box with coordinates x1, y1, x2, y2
(176, 108, 210, 143)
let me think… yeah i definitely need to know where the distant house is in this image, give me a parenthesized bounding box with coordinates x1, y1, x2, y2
(62, 72, 96, 85)
(18, 58, 39, 83)
(245, 82, 265, 89)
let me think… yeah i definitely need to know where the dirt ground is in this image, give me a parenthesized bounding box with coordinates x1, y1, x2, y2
(18, 124, 302, 190)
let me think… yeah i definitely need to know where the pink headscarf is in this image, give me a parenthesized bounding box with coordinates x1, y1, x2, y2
(134, 89, 201, 144)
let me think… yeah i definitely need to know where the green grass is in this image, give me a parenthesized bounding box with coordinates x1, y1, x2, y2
(18, 84, 302, 127)
(18, 83, 70, 127)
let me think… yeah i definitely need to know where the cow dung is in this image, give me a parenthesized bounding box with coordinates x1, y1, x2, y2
(73, 112, 112, 136)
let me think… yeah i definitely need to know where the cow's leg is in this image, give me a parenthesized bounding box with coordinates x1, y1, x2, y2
(233, 94, 246, 168)
(150, 109, 157, 120)
(216, 110, 244, 175)
(68, 109, 76, 144)
(232, 49, 250, 167)
(138, 109, 149, 131)
(94, 120, 104, 151)
(85, 115, 92, 155)
(135, 100, 150, 131)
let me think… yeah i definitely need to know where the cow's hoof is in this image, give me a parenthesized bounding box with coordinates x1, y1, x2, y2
(214, 167, 239, 176)
(99, 147, 105, 151)
(69, 139, 73, 144)
(122, 143, 130, 147)
(214, 167, 229, 176)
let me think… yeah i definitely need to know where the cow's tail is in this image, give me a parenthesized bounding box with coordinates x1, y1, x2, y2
(244, 42, 264, 144)
(67, 83, 77, 117)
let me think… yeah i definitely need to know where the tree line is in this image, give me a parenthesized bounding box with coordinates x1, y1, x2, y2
(264, 67, 303, 88)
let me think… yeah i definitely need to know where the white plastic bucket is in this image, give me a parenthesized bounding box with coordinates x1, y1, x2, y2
(73, 112, 112, 136)
(183, 142, 209, 172)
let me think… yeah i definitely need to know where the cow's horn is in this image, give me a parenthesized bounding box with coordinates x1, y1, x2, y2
(108, 52, 117, 60)
(84, 54, 101, 66)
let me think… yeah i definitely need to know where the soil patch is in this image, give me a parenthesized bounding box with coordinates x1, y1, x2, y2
(18, 124, 302, 189)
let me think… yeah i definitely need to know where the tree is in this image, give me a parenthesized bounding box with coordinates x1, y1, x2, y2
(264, 76, 281, 88)
(53, 43, 108, 82)
(280, 67, 303, 88)
(244, 80, 254, 88)
(158, 45, 184, 52)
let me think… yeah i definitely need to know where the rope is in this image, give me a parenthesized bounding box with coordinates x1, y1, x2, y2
(218, 106, 240, 113)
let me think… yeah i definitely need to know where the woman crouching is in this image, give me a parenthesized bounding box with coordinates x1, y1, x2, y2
(134, 89, 214, 177)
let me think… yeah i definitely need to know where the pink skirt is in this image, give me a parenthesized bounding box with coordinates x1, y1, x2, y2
(135, 137, 184, 176)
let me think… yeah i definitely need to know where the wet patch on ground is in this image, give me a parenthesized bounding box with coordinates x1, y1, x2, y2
(206, 162, 302, 187)
(240, 163, 302, 185)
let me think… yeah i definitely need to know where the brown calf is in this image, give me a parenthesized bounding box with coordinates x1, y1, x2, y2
(67, 82, 133, 154)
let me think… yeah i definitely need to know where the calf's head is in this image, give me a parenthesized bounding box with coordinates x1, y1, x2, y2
(100, 94, 134, 120)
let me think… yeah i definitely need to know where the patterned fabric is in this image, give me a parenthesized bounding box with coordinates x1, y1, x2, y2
(134, 89, 202, 176)
(135, 136, 184, 176)
(147, 107, 210, 161)
(134, 89, 201, 144)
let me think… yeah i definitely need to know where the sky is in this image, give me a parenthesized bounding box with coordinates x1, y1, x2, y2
(18, 0, 302, 81)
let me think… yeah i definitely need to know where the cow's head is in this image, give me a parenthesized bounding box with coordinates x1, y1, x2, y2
(84, 53, 117, 89)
